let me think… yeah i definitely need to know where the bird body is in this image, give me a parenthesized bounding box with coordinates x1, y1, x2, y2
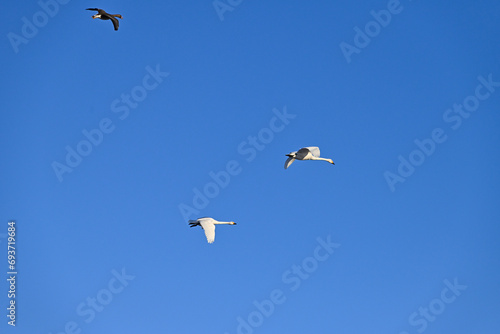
(86, 8, 123, 31)
(284, 146, 335, 169)
(189, 217, 236, 244)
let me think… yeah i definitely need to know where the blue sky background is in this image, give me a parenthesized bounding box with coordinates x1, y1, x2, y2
(1, 1, 499, 333)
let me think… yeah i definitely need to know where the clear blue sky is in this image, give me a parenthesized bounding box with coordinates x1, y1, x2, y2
(1, 1, 499, 333)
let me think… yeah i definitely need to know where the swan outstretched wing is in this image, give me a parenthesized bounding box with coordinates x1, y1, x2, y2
(284, 156, 295, 169)
(304, 146, 320, 157)
(199, 220, 216, 244)
(296, 148, 311, 159)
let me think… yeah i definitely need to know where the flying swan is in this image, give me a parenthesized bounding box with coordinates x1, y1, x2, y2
(284, 146, 335, 169)
(189, 217, 237, 244)
(86, 8, 123, 31)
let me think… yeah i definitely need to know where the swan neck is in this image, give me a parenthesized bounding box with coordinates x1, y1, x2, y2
(214, 221, 232, 225)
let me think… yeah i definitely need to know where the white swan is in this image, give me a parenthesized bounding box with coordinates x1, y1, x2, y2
(188, 217, 237, 244)
(284, 146, 335, 169)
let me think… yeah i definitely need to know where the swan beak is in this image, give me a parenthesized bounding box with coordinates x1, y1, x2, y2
(232, 222, 237, 225)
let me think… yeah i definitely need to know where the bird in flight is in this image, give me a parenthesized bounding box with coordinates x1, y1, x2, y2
(189, 217, 237, 244)
(284, 146, 335, 169)
(86, 8, 123, 31)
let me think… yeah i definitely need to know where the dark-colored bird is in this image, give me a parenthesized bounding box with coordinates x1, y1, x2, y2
(86, 8, 123, 31)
